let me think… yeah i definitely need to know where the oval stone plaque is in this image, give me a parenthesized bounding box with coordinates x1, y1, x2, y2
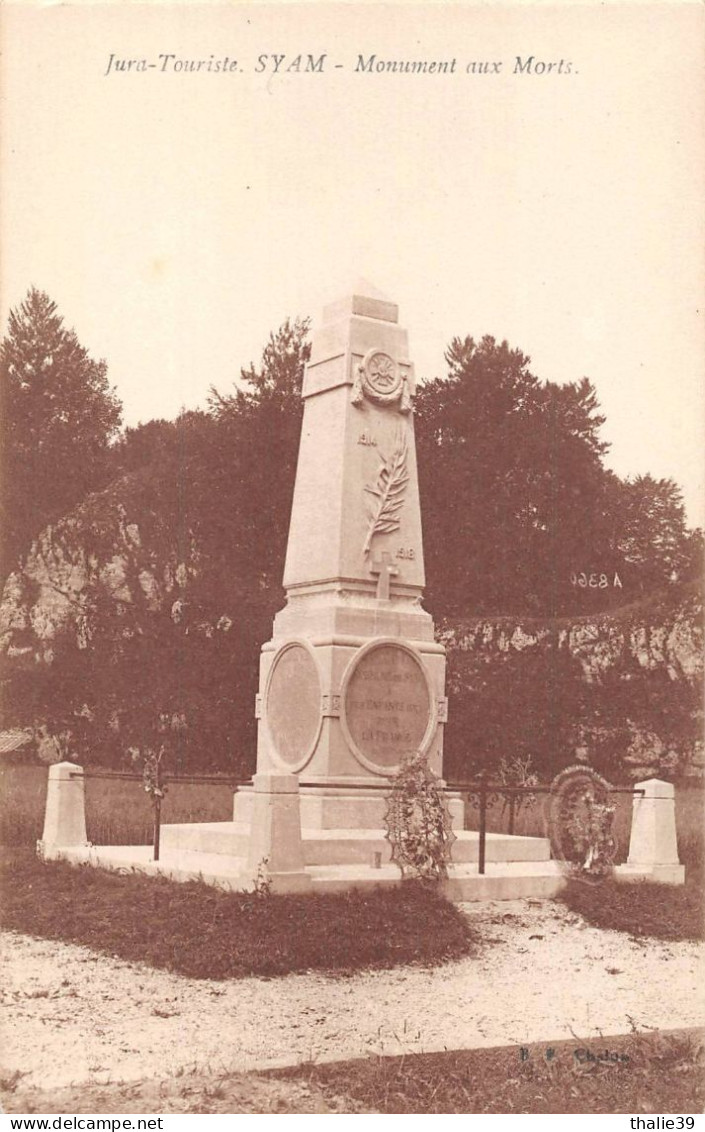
(343, 643, 433, 772)
(265, 643, 322, 769)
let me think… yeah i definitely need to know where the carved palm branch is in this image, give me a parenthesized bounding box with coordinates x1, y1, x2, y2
(363, 430, 409, 556)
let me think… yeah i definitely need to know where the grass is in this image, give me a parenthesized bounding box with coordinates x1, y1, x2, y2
(0, 1069, 373, 1116)
(556, 788, 704, 942)
(271, 1028, 705, 1114)
(1, 767, 702, 1113)
(557, 872, 703, 941)
(2, 761, 702, 954)
(2, 1030, 702, 1114)
(0, 761, 233, 847)
(0, 846, 476, 979)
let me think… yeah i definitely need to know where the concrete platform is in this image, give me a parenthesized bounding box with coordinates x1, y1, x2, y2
(160, 820, 552, 867)
(160, 821, 249, 857)
(47, 844, 248, 887)
(308, 860, 567, 901)
(44, 842, 568, 902)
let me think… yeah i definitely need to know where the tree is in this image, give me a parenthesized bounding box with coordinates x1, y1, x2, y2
(0, 288, 122, 579)
(1, 321, 313, 774)
(207, 317, 311, 600)
(108, 418, 179, 477)
(5, 310, 699, 782)
(443, 637, 588, 781)
(613, 475, 700, 596)
(414, 335, 696, 618)
(415, 336, 615, 617)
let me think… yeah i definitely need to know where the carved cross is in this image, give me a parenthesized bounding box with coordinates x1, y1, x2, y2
(369, 551, 399, 601)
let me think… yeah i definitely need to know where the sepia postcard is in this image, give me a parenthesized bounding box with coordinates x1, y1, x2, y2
(0, 0, 703, 1120)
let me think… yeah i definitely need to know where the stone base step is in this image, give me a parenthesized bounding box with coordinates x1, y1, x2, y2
(44, 843, 567, 902)
(160, 821, 551, 865)
(45, 844, 249, 888)
(308, 860, 567, 902)
(40, 843, 684, 901)
(160, 821, 250, 856)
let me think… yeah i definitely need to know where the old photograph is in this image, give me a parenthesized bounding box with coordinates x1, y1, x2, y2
(1, 0, 703, 1119)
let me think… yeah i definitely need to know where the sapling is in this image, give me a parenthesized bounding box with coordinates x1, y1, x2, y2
(135, 745, 168, 861)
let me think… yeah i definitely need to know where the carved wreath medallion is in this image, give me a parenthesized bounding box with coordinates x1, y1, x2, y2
(352, 348, 411, 412)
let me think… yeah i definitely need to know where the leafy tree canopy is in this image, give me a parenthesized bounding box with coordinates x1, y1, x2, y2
(1, 320, 312, 771)
(614, 474, 701, 597)
(415, 334, 698, 618)
(0, 288, 122, 578)
(206, 317, 310, 600)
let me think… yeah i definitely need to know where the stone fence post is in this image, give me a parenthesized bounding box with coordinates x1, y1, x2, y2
(37, 761, 88, 859)
(616, 778, 685, 885)
(246, 772, 311, 893)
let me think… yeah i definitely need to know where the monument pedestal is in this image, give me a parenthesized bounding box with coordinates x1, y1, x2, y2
(234, 615, 455, 829)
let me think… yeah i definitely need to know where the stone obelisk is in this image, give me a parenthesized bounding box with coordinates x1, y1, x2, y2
(238, 285, 448, 830)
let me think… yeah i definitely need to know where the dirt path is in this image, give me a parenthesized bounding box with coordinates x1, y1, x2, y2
(2, 899, 703, 1108)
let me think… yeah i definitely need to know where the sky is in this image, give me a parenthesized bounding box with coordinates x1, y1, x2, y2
(2, 1, 704, 526)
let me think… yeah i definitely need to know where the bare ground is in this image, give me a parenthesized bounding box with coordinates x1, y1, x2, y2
(2, 898, 703, 1114)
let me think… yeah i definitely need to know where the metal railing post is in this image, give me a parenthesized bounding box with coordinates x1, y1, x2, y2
(478, 778, 487, 875)
(508, 792, 516, 836)
(153, 797, 161, 862)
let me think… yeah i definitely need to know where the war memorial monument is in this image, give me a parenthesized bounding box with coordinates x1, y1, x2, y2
(39, 285, 684, 898)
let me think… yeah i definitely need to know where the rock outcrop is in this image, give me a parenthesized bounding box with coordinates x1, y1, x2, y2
(441, 588, 702, 685)
(440, 586, 703, 781)
(0, 472, 199, 664)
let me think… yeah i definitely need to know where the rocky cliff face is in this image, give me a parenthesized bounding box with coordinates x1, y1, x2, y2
(440, 586, 703, 781)
(441, 589, 702, 684)
(0, 471, 198, 664)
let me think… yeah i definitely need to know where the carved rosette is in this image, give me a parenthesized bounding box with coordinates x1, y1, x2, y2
(320, 693, 341, 718)
(351, 348, 412, 413)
